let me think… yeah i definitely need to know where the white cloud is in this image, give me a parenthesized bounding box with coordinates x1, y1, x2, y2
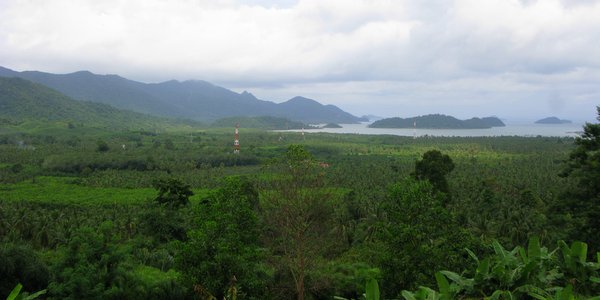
(0, 0, 599, 121)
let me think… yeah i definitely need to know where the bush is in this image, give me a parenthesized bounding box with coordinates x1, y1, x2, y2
(0, 243, 50, 297)
(152, 178, 193, 208)
(96, 140, 110, 152)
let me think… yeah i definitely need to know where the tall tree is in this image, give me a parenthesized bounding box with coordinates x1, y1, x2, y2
(260, 145, 339, 300)
(561, 106, 600, 251)
(412, 150, 455, 195)
(378, 178, 476, 297)
(177, 177, 270, 300)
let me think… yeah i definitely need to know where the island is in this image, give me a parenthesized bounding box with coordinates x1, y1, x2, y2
(369, 114, 505, 129)
(360, 114, 384, 122)
(321, 123, 342, 128)
(535, 117, 572, 124)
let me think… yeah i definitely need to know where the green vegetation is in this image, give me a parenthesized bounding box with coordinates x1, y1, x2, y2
(370, 114, 505, 129)
(0, 77, 201, 130)
(401, 237, 600, 299)
(1, 107, 599, 299)
(412, 149, 455, 194)
(152, 178, 193, 208)
(560, 107, 600, 252)
(212, 115, 311, 130)
(178, 177, 269, 299)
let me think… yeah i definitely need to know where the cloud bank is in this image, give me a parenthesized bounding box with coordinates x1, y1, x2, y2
(1, 0, 599, 120)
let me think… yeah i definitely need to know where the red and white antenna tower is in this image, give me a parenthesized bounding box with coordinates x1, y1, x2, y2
(413, 120, 417, 139)
(233, 123, 240, 154)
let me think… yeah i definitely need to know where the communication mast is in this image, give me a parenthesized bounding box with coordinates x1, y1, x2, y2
(413, 120, 417, 139)
(233, 123, 240, 154)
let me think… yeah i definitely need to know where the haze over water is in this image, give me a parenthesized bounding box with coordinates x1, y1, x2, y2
(281, 122, 584, 137)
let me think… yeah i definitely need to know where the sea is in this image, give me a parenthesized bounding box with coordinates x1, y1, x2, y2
(277, 122, 585, 138)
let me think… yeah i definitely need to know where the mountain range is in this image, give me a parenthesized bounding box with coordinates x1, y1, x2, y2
(0, 66, 362, 124)
(0, 77, 198, 129)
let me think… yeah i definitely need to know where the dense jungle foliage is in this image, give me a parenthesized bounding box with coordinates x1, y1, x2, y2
(1, 110, 599, 299)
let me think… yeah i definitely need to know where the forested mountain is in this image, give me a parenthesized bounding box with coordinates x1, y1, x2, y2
(0, 77, 198, 129)
(0, 66, 361, 124)
(369, 114, 506, 129)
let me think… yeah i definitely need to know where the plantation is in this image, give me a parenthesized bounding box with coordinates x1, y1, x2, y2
(1, 116, 599, 299)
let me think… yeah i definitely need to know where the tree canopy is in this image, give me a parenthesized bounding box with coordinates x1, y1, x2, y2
(562, 106, 600, 251)
(412, 149, 455, 194)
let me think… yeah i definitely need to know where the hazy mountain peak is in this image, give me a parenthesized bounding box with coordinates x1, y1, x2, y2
(285, 96, 320, 105)
(71, 70, 93, 75)
(181, 79, 214, 86)
(289, 96, 310, 101)
(240, 90, 257, 100)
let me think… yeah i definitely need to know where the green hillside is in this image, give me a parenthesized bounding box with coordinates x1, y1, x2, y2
(0, 77, 202, 130)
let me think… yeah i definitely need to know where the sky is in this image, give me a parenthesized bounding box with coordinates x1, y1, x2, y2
(1, 0, 599, 122)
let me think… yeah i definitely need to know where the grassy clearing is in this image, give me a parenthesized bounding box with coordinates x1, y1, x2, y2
(0, 176, 211, 205)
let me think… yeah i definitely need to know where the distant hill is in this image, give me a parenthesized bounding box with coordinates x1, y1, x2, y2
(535, 117, 572, 124)
(211, 116, 311, 130)
(369, 114, 505, 129)
(0, 66, 362, 124)
(361, 115, 384, 122)
(0, 77, 200, 129)
(322, 123, 342, 128)
(275, 96, 359, 124)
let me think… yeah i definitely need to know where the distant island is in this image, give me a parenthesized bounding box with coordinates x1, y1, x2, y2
(369, 114, 505, 129)
(322, 123, 342, 128)
(361, 115, 384, 122)
(535, 117, 572, 124)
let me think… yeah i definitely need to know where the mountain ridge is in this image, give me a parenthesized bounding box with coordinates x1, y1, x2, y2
(0, 76, 200, 129)
(0, 66, 361, 124)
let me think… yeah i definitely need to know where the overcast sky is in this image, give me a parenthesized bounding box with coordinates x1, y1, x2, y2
(1, 0, 599, 122)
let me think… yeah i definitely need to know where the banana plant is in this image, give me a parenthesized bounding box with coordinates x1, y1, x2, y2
(556, 241, 600, 296)
(365, 278, 381, 300)
(401, 287, 440, 300)
(334, 278, 381, 300)
(5, 283, 46, 300)
(525, 284, 600, 300)
(402, 237, 600, 300)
